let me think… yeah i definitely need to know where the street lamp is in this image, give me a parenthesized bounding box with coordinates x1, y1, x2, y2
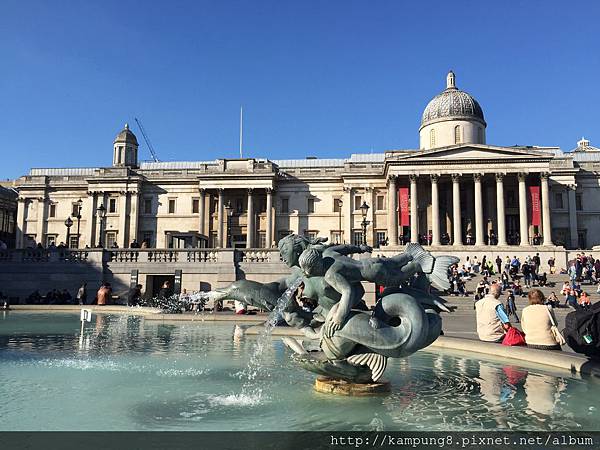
(337, 199, 343, 244)
(75, 198, 83, 248)
(225, 200, 234, 248)
(64, 217, 73, 248)
(360, 201, 370, 246)
(96, 203, 106, 247)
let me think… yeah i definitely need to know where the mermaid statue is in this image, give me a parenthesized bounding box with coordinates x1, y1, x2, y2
(209, 234, 458, 384)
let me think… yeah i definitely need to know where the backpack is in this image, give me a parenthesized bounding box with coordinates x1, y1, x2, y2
(563, 302, 600, 357)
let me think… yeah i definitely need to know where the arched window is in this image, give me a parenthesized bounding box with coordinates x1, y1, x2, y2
(454, 125, 461, 144)
(430, 129, 436, 148)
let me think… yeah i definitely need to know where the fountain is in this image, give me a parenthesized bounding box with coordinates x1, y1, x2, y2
(209, 235, 459, 395)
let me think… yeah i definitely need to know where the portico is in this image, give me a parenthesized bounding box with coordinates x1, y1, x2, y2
(384, 144, 556, 248)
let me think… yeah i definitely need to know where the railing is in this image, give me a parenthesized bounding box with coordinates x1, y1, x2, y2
(0, 248, 285, 265)
(238, 249, 282, 263)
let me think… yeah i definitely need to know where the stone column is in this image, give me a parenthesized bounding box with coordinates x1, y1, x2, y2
(198, 189, 206, 236)
(568, 184, 578, 249)
(246, 188, 254, 248)
(266, 188, 273, 248)
(343, 187, 352, 244)
(129, 191, 139, 245)
(15, 198, 26, 248)
(387, 176, 398, 246)
(452, 174, 462, 246)
(118, 192, 128, 247)
(495, 173, 507, 246)
(541, 173, 552, 246)
(217, 189, 224, 248)
(410, 174, 418, 243)
(518, 173, 529, 246)
(36, 197, 46, 245)
(474, 173, 484, 246)
(431, 174, 440, 246)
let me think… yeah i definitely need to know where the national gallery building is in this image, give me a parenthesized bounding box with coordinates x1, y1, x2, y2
(13, 72, 600, 254)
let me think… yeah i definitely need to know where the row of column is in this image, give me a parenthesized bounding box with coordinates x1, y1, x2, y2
(211, 188, 273, 248)
(387, 172, 553, 247)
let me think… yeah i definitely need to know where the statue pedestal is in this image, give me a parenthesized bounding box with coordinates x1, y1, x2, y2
(314, 376, 391, 396)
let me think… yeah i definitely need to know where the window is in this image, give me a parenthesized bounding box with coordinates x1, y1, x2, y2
(49, 203, 56, 218)
(142, 231, 154, 247)
(354, 195, 362, 211)
(506, 190, 516, 208)
(281, 198, 289, 213)
(576, 193, 583, 211)
(258, 232, 266, 248)
(333, 198, 342, 213)
(376, 195, 385, 211)
(168, 199, 176, 214)
(554, 193, 563, 209)
(143, 198, 152, 214)
(71, 202, 81, 217)
(352, 230, 364, 246)
(105, 231, 117, 248)
(430, 129, 436, 148)
(192, 198, 200, 214)
(235, 198, 244, 213)
(454, 125, 461, 144)
(69, 235, 79, 249)
(305, 230, 318, 241)
(307, 198, 315, 214)
(45, 235, 57, 247)
(330, 231, 342, 244)
(376, 231, 388, 248)
(108, 198, 117, 214)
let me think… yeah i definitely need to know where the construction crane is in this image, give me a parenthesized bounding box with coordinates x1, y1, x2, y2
(134, 117, 160, 162)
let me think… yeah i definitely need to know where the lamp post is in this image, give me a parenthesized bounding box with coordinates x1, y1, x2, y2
(64, 217, 73, 248)
(225, 200, 234, 248)
(360, 201, 370, 246)
(96, 203, 106, 247)
(75, 198, 82, 248)
(337, 199, 343, 244)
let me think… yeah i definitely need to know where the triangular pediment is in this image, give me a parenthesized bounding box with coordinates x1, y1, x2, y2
(388, 144, 554, 161)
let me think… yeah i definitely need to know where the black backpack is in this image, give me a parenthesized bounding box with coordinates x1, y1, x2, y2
(563, 302, 600, 357)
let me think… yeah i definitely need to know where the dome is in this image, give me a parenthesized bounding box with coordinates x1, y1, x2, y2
(114, 123, 138, 145)
(420, 72, 486, 130)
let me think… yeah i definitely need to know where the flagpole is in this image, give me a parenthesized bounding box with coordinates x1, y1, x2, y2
(239, 106, 243, 158)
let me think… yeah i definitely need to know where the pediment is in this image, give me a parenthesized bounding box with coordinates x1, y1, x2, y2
(389, 145, 553, 162)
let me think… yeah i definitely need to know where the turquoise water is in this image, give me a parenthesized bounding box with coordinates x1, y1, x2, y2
(1, 311, 599, 431)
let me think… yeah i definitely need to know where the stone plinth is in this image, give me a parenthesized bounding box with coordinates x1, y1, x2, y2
(314, 376, 391, 396)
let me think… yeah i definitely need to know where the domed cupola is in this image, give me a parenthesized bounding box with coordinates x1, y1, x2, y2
(112, 123, 139, 168)
(419, 71, 487, 150)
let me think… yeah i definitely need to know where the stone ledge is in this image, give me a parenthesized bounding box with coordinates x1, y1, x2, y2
(8, 304, 162, 315)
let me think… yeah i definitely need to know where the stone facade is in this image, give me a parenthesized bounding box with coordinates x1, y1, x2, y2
(11, 73, 600, 253)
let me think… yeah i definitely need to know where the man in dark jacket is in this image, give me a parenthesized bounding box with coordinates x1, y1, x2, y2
(127, 284, 143, 306)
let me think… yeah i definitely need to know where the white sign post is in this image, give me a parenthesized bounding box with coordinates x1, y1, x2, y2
(79, 309, 92, 338)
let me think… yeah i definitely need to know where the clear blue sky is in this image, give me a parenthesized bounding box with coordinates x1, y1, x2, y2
(1, 0, 599, 179)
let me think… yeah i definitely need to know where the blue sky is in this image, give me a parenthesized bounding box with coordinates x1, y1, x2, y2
(1, 1, 599, 179)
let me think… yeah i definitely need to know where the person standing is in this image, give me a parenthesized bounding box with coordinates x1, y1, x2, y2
(475, 283, 512, 342)
(505, 290, 520, 323)
(76, 282, 87, 305)
(496, 256, 503, 275)
(96, 282, 111, 306)
(127, 284, 143, 306)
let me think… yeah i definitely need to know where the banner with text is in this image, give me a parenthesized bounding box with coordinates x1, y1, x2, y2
(399, 187, 410, 226)
(529, 186, 541, 226)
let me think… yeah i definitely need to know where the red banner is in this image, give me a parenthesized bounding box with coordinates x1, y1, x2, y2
(529, 186, 541, 226)
(399, 187, 410, 226)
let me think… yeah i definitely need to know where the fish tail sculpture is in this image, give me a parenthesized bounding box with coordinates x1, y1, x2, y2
(404, 243, 458, 291)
